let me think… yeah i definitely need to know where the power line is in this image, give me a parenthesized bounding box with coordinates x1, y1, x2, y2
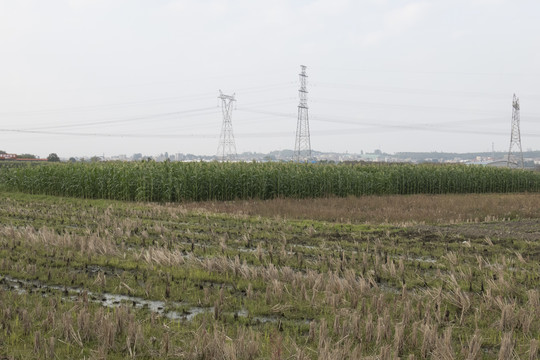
(310, 97, 504, 116)
(0, 93, 217, 117)
(237, 106, 511, 130)
(313, 65, 540, 78)
(312, 81, 540, 99)
(0, 128, 218, 139)
(0, 83, 293, 118)
(237, 107, 296, 119)
(4, 119, 540, 140)
(24, 107, 218, 131)
(2, 73, 540, 154)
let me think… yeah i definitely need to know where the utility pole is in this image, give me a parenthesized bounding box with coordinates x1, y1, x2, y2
(507, 94, 524, 168)
(294, 65, 311, 162)
(216, 91, 237, 161)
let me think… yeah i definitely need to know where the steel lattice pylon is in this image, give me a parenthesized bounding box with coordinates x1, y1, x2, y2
(294, 65, 311, 162)
(216, 91, 237, 161)
(507, 94, 523, 168)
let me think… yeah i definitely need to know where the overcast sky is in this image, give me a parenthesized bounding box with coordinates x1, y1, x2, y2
(1, 0, 539, 158)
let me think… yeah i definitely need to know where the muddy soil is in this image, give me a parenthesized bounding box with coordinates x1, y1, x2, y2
(409, 219, 540, 242)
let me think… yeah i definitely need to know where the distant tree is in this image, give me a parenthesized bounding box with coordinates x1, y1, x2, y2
(68, 157, 77, 163)
(47, 153, 60, 162)
(90, 156, 101, 162)
(18, 153, 36, 159)
(0, 150, 6, 154)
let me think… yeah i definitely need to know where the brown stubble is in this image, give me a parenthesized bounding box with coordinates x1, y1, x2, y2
(177, 193, 540, 225)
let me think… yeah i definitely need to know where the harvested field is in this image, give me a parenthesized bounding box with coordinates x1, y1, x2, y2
(0, 191, 538, 359)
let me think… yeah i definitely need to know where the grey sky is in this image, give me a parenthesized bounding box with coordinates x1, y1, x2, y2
(1, 0, 539, 158)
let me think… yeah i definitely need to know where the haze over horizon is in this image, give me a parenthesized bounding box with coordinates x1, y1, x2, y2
(1, 0, 539, 158)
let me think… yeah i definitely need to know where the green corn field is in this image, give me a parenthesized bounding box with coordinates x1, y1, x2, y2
(1, 161, 539, 202)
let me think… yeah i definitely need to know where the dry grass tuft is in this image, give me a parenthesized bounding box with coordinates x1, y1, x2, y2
(463, 330, 482, 360)
(432, 327, 455, 360)
(445, 275, 471, 325)
(498, 332, 514, 360)
(529, 339, 539, 360)
(421, 322, 437, 359)
(393, 323, 405, 356)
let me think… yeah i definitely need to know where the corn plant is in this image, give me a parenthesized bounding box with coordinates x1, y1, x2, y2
(1, 161, 540, 202)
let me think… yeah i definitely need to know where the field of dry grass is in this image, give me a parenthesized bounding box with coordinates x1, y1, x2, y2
(0, 191, 538, 359)
(179, 193, 540, 225)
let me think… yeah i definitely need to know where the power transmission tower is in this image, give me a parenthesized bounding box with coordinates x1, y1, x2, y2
(294, 65, 311, 162)
(506, 94, 523, 168)
(216, 91, 237, 161)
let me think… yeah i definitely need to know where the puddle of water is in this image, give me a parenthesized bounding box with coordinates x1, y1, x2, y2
(167, 306, 213, 321)
(409, 257, 437, 263)
(1, 275, 178, 316)
(0, 277, 223, 322)
(378, 283, 401, 294)
(291, 244, 319, 250)
(0, 275, 310, 326)
(237, 308, 249, 317)
(98, 292, 166, 313)
(252, 316, 311, 325)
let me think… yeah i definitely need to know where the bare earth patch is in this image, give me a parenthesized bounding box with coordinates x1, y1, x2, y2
(412, 219, 540, 242)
